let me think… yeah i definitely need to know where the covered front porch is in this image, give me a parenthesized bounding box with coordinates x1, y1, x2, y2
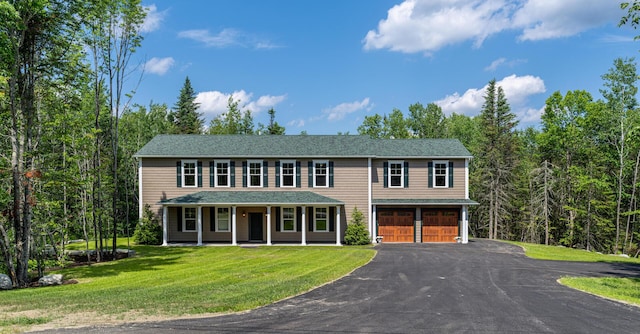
(159, 191, 344, 246)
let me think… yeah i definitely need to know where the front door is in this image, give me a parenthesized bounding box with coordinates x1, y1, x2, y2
(249, 213, 263, 242)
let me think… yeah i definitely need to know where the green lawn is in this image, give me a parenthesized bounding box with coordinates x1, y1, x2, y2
(0, 244, 375, 332)
(507, 241, 640, 307)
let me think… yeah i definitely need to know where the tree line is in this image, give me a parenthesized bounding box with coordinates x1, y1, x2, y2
(1, 0, 639, 288)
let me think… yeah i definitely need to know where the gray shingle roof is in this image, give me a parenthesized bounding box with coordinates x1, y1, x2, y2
(159, 191, 344, 205)
(134, 135, 472, 159)
(372, 199, 479, 205)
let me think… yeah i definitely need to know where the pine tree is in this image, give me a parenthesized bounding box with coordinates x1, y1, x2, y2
(170, 77, 203, 134)
(476, 79, 518, 239)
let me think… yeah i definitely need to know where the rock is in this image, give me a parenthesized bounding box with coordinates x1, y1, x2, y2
(0, 274, 12, 290)
(38, 274, 63, 287)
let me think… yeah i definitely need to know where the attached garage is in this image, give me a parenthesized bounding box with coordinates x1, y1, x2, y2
(422, 209, 459, 243)
(377, 209, 415, 242)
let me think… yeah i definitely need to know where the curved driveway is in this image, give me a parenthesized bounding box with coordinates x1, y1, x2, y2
(39, 240, 640, 333)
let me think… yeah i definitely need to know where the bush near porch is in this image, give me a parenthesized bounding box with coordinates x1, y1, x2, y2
(0, 244, 375, 332)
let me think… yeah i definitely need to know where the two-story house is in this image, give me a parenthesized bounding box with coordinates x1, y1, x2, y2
(134, 135, 477, 245)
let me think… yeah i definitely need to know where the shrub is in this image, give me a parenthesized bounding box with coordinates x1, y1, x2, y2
(343, 207, 370, 245)
(133, 205, 162, 245)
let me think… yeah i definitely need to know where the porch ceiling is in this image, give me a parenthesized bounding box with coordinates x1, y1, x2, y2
(159, 191, 344, 206)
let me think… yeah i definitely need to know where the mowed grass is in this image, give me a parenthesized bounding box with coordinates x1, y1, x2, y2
(507, 241, 640, 307)
(0, 244, 375, 332)
(508, 241, 640, 264)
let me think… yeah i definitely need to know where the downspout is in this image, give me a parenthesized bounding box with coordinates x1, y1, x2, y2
(368, 157, 373, 242)
(138, 159, 143, 220)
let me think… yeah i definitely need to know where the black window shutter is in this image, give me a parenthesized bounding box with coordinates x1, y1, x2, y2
(275, 161, 280, 188)
(296, 161, 301, 188)
(176, 161, 182, 187)
(296, 206, 302, 232)
(448, 161, 454, 188)
(242, 161, 247, 187)
(404, 161, 409, 188)
(210, 207, 216, 231)
(177, 207, 183, 231)
(329, 161, 334, 187)
(308, 207, 313, 232)
(428, 161, 433, 188)
(275, 207, 281, 232)
(209, 161, 215, 187)
(230, 161, 236, 187)
(263, 160, 268, 188)
(383, 162, 388, 188)
(197, 161, 203, 187)
(329, 207, 335, 232)
(308, 161, 313, 187)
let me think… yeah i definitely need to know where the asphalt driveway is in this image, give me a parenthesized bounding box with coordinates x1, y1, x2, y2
(36, 240, 640, 333)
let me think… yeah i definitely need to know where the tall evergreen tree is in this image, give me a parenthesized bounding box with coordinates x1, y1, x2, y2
(475, 79, 518, 240)
(170, 76, 203, 134)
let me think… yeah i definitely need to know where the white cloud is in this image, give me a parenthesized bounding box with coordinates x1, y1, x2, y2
(485, 58, 506, 71)
(195, 90, 286, 119)
(178, 28, 280, 49)
(140, 5, 167, 33)
(323, 98, 373, 121)
(519, 106, 545, 123)
(435, 74, 546, 121)
(512, 0, 620, 41)
(178, 29, 241, 48)
(364, 0, 620, 54)
(287, 119, 305, 128)
(143, 57, 174, 75)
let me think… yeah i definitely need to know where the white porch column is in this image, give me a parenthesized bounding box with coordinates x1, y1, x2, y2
(372, 205, 377, 242)
(266, 206, 272, 245)
(462, 205, 469, 244)
(336, 206, 341, 245)
(162, 206, 168, 246)
(301, 206, 307, 245)
(197, 206, 203, 246)
(232, 206, 237, 245)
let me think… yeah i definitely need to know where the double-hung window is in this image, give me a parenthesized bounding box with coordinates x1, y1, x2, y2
(248, 160, 263, 187)
(282, 207, 296, 232)
(215, 160, 230, 187)
(183, 207, 197, 232)
(182, 160, 197, 187)
(314, 207, 328, 232)
(434, 161, 448, 188)
(314, 161, 328, 187)
(388, 161, 404, 188)
(281, 160, 295, 187)
(216, 207, 230, 232)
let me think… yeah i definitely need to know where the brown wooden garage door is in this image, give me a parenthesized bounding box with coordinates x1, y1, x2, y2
(422, 209, 459, 243)
(378, 210, 414, 242)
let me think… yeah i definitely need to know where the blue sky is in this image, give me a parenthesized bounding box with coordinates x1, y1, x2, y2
(131, 0, 638, 134)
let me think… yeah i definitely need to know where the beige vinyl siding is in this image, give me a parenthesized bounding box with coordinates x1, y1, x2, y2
(371, 159, 466, 199)
(141, 158, 369, 224)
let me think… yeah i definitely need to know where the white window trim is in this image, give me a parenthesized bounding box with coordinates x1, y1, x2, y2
(388, 160, 404, 188)
(214, 160, 231, 188)
(280, 160, 296, 188)
(247, 160, 263, 188)
(216, 207, 231, 232)
(281, 207, 297, 232)
(313, 160, 329, 188)
(182, 160, 198, 188)
(182, 207, 197, 232)
(314, 207, 329, 232)
(433, 160, 449, 188)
